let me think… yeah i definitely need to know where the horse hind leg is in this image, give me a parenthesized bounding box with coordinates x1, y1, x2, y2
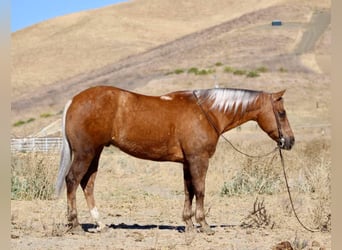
(80, 147, 106, 232)
(65, 152, 94, 230)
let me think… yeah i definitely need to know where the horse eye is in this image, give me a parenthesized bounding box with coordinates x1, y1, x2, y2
(278, 110, 286, 118)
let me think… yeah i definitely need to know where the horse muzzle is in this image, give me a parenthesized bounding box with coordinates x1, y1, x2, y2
(278, 136, 295, 150)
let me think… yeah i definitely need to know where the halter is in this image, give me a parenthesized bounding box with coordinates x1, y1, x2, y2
(270, 95, 286, 149)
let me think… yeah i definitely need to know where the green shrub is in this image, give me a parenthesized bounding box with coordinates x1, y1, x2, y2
(187, 67, 215, 75)
(13, 117, 35, 127)
(13, 120, 26, 127)
(187, 67, 199, 74)
(215, 62, 223, 67)
(224, 66, 234, 73)
(279, 67, 287, 73)
(233, 69, 247, 75)
(165, 68, 185, 75)
(196, 69, 215, 75)
(174, 68, 185, 74)
(256, 66, 268, 73)
(26, 118, 35, 123)
(40, 113, 53, 118)
(246, 71, 260, 78)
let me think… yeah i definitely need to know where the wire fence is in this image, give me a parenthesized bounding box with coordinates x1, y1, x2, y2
(11, 137, 63, 152)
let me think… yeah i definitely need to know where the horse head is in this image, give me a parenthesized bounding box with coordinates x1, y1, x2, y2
(257, 90, 295, 150)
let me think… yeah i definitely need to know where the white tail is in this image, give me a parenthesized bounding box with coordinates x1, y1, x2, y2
(55, 99, 73, 197)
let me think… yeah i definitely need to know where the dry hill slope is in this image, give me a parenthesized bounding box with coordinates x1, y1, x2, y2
(11, 0, 286, 99)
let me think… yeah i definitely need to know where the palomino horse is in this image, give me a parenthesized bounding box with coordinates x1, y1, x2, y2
(55, 86, 294, 234)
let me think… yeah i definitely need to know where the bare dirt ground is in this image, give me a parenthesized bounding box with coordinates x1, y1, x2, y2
(11, 1, 331, 249)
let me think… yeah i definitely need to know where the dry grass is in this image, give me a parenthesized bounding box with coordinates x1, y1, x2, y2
(218, 135, 331, 231)
(11, 152, 60, 200)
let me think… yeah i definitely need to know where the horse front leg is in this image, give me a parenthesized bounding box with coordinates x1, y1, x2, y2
(193, 179, 214, 235)
(188, 156, 214, 235)
(182, 163, 195, 232)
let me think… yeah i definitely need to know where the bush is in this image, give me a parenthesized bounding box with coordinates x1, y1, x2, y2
(165, 68, 185, 75)
(221, 157, 282, 197)
(13, 120, 26, 127)
(224, 66, 234, 73)
(256, 66, 268, 73)
(196, 69, 215, 75)
(187, 67, 215, 75)
(11, 152, 59, 200)
(13, 118, 36, 127)
(174, 69, 185, 74)
(40, 113, 53, 118)
(26, 118, 36, 123)
(187, 67, 199, 74)
(246, 71, 260, 78)
(279, 67, 287, 73)
(233, 69, 247, 76)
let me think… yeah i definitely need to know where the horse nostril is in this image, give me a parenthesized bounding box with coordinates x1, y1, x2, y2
(279, 137, 285, 148)
(286, 137, 295, 150)
(280, 137, 295, 150)
(290, 137, 295, 147)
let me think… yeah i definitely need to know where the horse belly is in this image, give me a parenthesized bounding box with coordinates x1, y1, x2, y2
(111, 130, 184, 162)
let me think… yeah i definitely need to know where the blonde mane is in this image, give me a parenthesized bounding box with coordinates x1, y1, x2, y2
(195, 88, 261, 114)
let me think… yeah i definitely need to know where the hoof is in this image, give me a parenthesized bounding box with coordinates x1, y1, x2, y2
(88, 224, 108, 233)
(184, 219, 195, 233)
(66, 224, 85, 235)
(199, 226, 215, 235)
(185, 225, 195, 234)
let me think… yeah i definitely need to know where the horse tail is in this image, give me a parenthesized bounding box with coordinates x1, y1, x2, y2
(55, 99, 73, 197)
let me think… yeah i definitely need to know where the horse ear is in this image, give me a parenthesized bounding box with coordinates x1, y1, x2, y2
(272, 89, 286, 101)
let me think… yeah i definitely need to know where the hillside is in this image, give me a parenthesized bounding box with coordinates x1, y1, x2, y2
(12, 0, 286, 98)
(11, 0, 331, 138)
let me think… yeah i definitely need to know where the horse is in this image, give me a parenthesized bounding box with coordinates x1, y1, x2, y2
(55, 86, 295, 234)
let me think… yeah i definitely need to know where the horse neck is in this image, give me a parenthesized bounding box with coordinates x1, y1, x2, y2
(206, 93, 264, 134)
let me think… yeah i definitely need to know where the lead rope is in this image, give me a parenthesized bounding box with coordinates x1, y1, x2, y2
(193, 91, 320, 232)
(271, 97, 320, 232)
(278, 147, 319, 232)
(271, 95, 320, 233)
(218, 133, 278, 158)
